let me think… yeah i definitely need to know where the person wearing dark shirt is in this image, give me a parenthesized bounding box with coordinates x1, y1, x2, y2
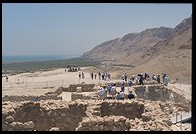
(128, 91, 135, 100)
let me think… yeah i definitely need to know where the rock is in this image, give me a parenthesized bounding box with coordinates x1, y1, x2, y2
(104, 125, 111, 131)
(91, 125, 99, 131)
(49, 127, 60, 131)
(99, 124, 104, 130)
(151, 116, 156, 121)
(170, 125, 180, 131)
(81, 118, 90, 127)
(66, 117, 71, 122)
(125, 119, 130, 127)
(105, 117, 114, 126)
(111, 126, 119, 131)
(41, 113, 46, 116)
(8, 109, 16, 115)
(6, 115, 14, 123)
(23, 121, 35, 129)
(47, 111, 52, 116)
(10, 122, 23, 130)
(97, 117, 104, 125)
(162, 119, 172, 126)
(51, 118, 55, 123)
(60, 112, 66, 117)
(118, 116, 126, 122)
(76, 87, 82, 93)
(89, 118, 97, 127)
(142, 113, 151, 122)
(135, 118, 140, 124)
(125, 107, 133, 111)
(150, 126, 156, 131)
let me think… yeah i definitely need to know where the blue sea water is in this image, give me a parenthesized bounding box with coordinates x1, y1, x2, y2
(2, 55, 80, 63)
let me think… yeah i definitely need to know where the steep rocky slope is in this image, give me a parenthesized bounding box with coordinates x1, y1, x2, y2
(81, 27, 173, 61)
(130, 16, 192, 84)
(81, 16, 192, 84)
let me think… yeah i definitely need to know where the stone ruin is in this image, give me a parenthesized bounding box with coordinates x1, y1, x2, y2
(2, 83, 192, 131)
(2, 83, 96, 102)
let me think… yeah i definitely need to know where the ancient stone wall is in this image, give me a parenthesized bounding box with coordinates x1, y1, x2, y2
(100, 100, 144, 119)
(2, 94, 62, 102)
(55, 84, 95, 93)
(2, 100, 87, 131)
(71, 93, 97, 101)
(134, 85, 190, 109)
(2, 98, 191, 131)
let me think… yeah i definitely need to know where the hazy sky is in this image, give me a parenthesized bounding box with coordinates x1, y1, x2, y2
(2, 3, 192, 56)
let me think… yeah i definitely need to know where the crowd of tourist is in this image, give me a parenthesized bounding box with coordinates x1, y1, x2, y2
(97, 72, 170, 100)
(121, 72, 169, 86)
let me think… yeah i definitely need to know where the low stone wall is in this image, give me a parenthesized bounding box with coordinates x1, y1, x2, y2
(55, 84, 95, 93)
(2, 100, 87, 131)
(75, 99, 190, 131)
(2, 94, 62, 102)
(100, 100, 144, 119)
(133, 85, 191, 109)
(76, 116, 131, 131)
(71, 93, 97, 101)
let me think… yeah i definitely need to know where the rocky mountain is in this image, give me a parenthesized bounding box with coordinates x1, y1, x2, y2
(133, 16, 192, 83)
(81, 16, 192, 84)
(82, 26, 173, 61)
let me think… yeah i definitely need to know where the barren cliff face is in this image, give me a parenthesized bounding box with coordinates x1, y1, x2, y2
(81, 27, 173, 61)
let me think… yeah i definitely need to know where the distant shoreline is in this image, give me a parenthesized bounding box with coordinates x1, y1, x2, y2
(2, 55, 81, 64)
(2, 58, 101, 76)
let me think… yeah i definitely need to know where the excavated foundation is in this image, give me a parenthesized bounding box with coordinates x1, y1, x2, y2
(2, 85, 191, 131)
(133, 85, 190, 106)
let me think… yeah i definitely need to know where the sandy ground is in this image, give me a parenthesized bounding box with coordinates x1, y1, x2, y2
(2, 67, 117, 97)
(2, 67, 192, 102)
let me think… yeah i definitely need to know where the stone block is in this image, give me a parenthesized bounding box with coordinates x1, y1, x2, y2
(76, 87, 82, 93)
(23, 121, 35, 129)
(10, 122, 23, 130)
(49, 127, 60, 131)
(142, 113, 151, 122)
(6, 115, 14, 123)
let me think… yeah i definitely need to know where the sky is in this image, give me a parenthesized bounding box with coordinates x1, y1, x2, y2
(2, 3, 192, 56)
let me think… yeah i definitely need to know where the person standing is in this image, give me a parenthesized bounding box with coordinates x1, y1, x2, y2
(79, 72, 81, 79)
(157, 75, 160, 84)
(121, 79, 125, 92)
(98, 72, 101, 80)
(138, 73, 144, 85)
(6, 75, 8, 82)
(119, 91, 125, 100)
(82, 72, 84, 79)
(91, 72, 94, 79)
(124, 73, 128, 82)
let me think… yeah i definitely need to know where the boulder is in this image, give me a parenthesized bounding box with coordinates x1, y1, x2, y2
(89, 118, 97, 127)
(10, 122, 23, 130)
(49, 127, 60, 131)
(142, 113, 151, 122)
(60, 112, 66, 117)
(6, 115, 14, 123)
(23, 121, 35, 129)
(170, 125, 180, 131)
(91, 125, 99, 131)
(76, 87, 82, 93)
